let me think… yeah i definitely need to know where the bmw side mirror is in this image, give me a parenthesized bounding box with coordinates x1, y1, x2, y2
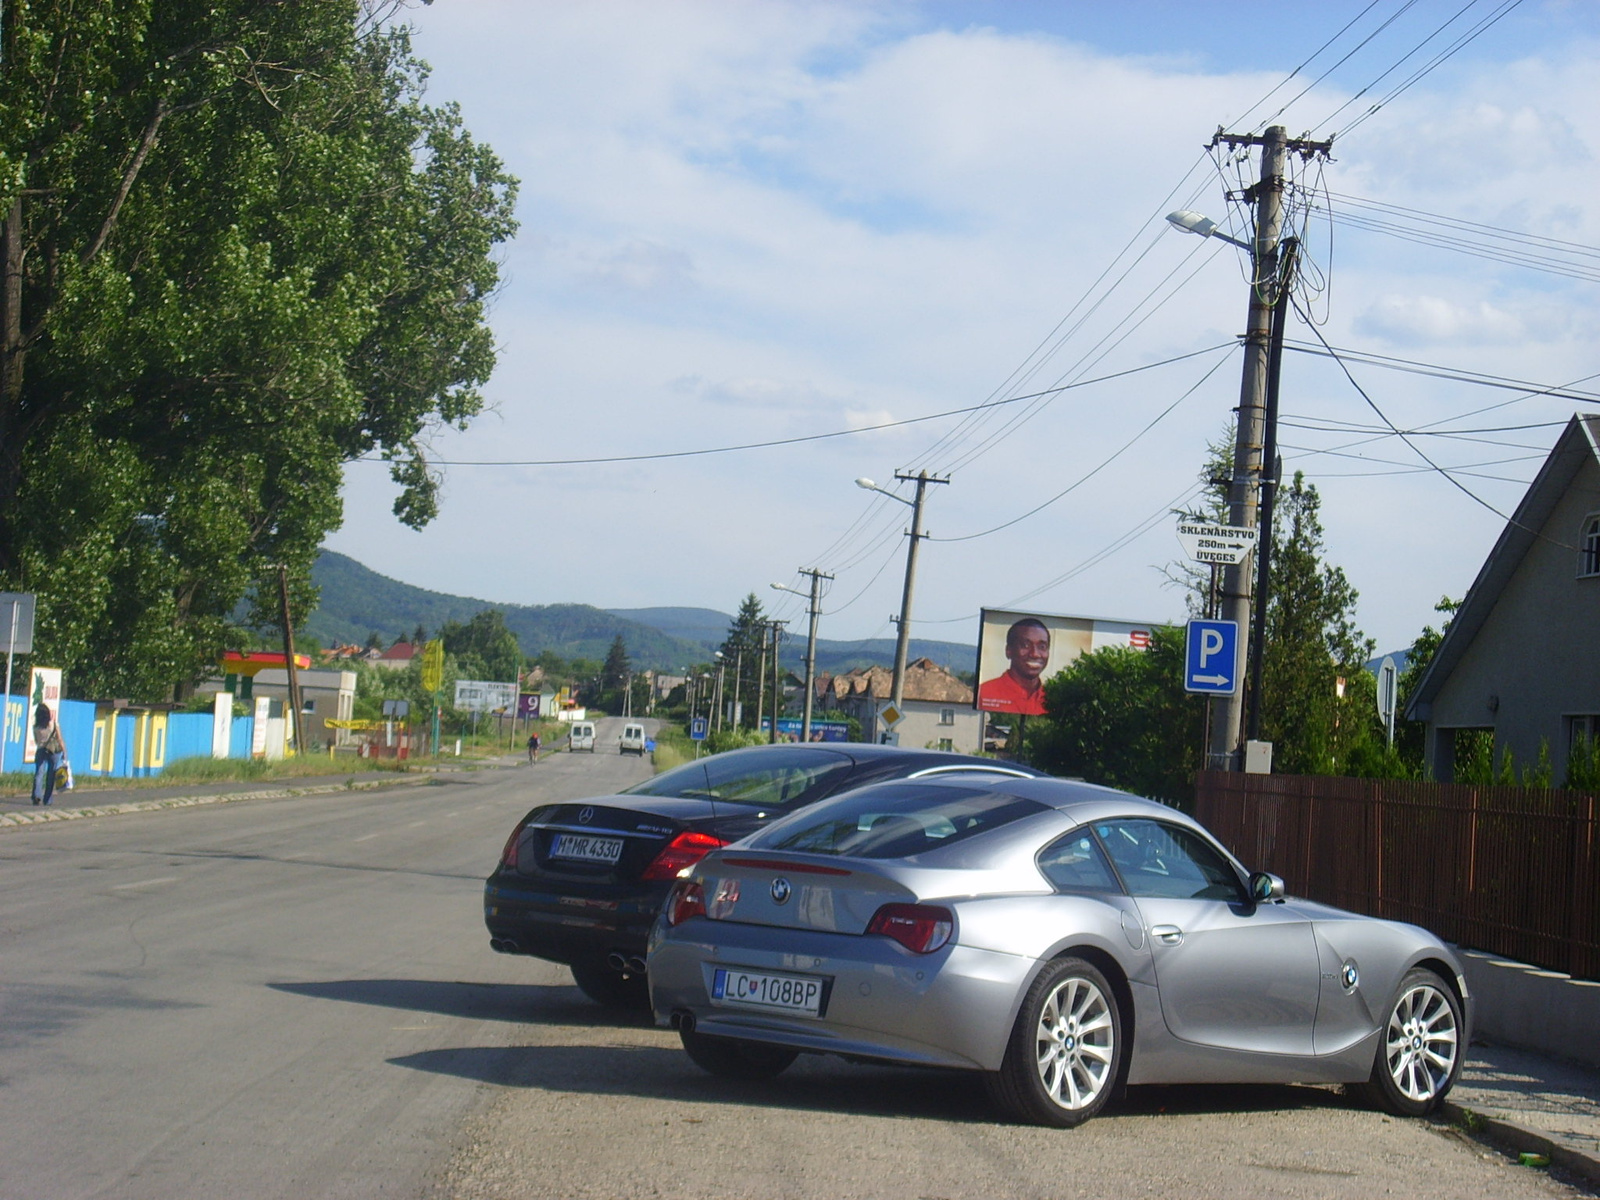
(1249, 871, 1285, 903)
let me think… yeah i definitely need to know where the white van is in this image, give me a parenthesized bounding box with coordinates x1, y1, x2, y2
(569, 721, 596, 752)
(619, 723, 647, 756)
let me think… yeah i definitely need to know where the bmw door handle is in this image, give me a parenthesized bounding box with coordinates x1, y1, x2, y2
(1150, 924, 1184, 945)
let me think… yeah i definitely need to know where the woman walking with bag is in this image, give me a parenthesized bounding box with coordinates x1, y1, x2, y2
(32, 702, 66, 806)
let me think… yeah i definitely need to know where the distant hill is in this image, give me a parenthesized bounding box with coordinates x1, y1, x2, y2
(610, 606, 978, 677)
(308, 550, 979, 675)
(307, 551, 704, 667)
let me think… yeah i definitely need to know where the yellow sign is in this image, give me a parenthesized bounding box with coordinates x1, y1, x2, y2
(420, 639, 444, 693)
(326, 719, 390, 731)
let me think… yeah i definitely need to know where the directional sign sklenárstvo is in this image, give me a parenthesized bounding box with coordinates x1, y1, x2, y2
(1175, 522, 1258, 566)
(1185, 619, 1240, 695)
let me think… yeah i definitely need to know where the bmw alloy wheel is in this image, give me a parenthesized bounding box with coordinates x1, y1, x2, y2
(989, 956, 1123, 1127)
(1384, 979, 1459, 1103)
(1358, 967, 1462, 1117)
(1035, 974, 1116, 1110)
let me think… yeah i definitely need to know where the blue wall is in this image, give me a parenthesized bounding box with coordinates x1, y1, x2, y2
(166, 713, 213, 764)
(3, 693, 255, 779)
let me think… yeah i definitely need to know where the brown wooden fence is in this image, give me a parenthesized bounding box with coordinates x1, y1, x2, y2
(1193, 770, 1600, 982)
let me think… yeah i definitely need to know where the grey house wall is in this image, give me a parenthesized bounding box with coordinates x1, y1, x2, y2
(1426, 455, 1600, 781)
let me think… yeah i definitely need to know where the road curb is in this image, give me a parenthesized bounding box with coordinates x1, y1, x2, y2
(0, 772, 435, 831)
(1443, 1098, 1600, 1188)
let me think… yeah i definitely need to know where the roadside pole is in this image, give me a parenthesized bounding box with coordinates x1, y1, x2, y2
(799, 569, 831, 742)
(889, 471, 948, 713)
(277, 565, 306, 756)
(770, 619, 786, 744)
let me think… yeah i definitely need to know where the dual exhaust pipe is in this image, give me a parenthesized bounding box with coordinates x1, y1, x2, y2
(489, 937, 521, 955)
(607, 951, 648, 976)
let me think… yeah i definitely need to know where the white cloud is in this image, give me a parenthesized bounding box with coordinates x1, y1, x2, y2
(324, 3, 1600, 657)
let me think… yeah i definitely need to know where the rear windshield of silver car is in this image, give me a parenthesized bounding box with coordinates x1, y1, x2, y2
(621, 746, 855, 809)
(747, 783, 1047, 859)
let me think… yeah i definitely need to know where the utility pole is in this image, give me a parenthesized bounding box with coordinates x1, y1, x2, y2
(797, 568, 832, 743)
(889, 470, 948, 712)
(276, 565, 306, 756)
(769, 619, 786, 743)
(1247, 237, 1299, 744)
(1203, 125, 1328, 770)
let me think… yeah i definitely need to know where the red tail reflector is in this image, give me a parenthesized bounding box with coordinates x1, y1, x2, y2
(666, 879, 706, 926)
(641, 831, 729, 881)
(866, 903, 954, 954)
(499, 825, 524, 870)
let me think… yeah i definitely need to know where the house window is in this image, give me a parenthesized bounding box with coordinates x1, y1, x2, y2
(301, 698, 316, 713)
(936, 738, 954, 752)
(939, 708, 956, 726)
(1581, 515, 1600, 577)
(1568, 715, 1600, 748)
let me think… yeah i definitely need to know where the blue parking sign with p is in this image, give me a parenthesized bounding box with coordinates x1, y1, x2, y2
(1185, 619, 1239, 695)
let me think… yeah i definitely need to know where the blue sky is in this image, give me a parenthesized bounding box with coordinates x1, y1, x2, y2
(328, 0, 1600, 658)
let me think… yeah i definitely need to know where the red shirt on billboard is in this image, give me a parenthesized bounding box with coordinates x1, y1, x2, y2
(977, 618, 1051, 716)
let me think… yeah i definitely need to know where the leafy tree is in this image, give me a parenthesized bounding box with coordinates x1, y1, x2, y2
(0, 3, 516, 700)
(1256, 473, 1376, 774)
(1023, 625, 1203, 807)
(600, 634, 630, 710)
(1388, 596, 1459, 771)
(720, 593, 767, 729)
(438, 610, 522, 683)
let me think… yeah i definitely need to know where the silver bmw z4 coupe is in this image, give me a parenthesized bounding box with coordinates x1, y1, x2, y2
(648, 772, 1471, 1128)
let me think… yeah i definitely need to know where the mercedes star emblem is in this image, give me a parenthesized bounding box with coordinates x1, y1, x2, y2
(578, 806, 594, 824)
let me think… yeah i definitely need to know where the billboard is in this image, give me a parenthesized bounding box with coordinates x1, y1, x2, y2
(454, 680, 518, 713)
(758, 717, 851, 743)
(975, 609, 1157, 717)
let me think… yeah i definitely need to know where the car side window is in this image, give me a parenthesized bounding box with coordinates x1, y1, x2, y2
(1092, 818, 1243, 902)
(1037, 831, 1120, 893)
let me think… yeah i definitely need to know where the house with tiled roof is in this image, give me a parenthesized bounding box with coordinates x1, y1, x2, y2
(825, 657, 980, 752)
(373, 640, 419, 671)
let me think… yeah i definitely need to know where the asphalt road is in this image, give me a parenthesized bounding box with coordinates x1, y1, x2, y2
(0, 716, 655, 1200)
(2, 718, 1589, 1200)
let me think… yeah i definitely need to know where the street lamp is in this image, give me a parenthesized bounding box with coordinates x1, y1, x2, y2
(1165, 209, 1252, 251)
(855, 471, 947, 731)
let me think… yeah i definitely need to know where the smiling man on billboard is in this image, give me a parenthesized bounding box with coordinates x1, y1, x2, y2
(978, 617, 1052, 716)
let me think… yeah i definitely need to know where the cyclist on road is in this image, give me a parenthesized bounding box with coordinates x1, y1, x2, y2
(526, 731, 541, 764)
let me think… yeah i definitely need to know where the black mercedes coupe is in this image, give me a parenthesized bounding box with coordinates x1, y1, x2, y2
(484, 743, 1041, 1006)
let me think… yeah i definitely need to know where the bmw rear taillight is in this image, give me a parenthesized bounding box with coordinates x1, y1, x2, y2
(498, 824, 525, 870)
(641, 831, 729, 881)
(665, 879, 706, 926)
(866, 903, 954, 954)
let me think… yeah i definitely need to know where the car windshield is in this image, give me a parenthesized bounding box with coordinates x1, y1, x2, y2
(748, 782, 1047, 859)
(621, 747, 854, 809)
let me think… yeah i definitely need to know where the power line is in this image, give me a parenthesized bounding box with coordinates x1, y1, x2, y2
(1335, 0, 1528, 138)
(1282, 340, 1600, 405)
(352, 346, 1232, 469)
(933, 346, 1234, 542)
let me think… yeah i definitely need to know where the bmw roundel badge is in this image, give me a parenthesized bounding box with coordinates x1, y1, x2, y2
(770, 877, 792, 905)
(1342, 961, 1359, 989)
(578, 806, 594, 824)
